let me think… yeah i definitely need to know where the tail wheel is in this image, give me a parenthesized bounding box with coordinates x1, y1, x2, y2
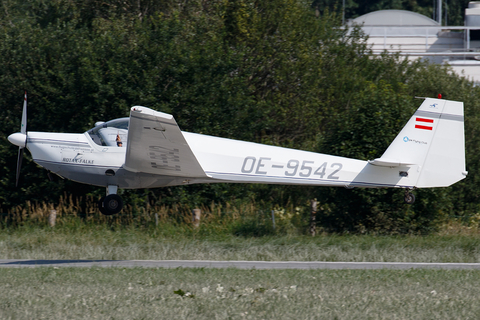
(404, 192, 415, 204)
(98, 194, 123, 215)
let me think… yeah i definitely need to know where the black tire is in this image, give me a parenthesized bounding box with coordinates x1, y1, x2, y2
(404, 192, 415, 204)
(98, 196, 108, 215)
(99, 194, 123, 215)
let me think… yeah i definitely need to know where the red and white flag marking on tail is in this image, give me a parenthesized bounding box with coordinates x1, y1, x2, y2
(415, 117, 433, 131)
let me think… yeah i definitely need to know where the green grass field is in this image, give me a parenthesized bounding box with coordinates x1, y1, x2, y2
(1, 225, 480, 262)
(1, 267, 479, 319)
(1, 207, 480, 319)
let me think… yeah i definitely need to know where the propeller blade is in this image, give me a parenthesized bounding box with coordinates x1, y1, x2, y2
(21, 91, 27, 134)
(15, 91, 27, 187)
(16, 147, 24, 187)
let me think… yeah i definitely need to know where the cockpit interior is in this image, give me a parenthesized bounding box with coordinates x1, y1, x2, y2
(87, 118, 129, 147)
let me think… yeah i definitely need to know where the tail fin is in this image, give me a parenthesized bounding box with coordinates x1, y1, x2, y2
(369, 98, 467, 188)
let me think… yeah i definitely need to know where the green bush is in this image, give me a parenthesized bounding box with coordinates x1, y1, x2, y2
(1, 0, 480, 233)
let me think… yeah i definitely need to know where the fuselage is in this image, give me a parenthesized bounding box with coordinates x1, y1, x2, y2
(23, 130, 417, 190)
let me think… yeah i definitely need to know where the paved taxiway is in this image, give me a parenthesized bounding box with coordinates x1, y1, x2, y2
(1, 259, 480, 270)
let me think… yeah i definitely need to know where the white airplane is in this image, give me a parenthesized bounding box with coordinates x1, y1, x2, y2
(8, 93, 467, 215)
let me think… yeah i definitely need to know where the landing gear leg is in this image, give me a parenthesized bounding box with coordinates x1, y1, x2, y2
(98, 185, 123, 215)
(404, 189, 415, 204)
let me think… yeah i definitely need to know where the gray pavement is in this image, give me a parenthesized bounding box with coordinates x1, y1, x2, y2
(1, 259, 480, 270)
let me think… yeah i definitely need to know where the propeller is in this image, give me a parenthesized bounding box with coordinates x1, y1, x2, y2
(8, 92, 28, 187)
(16, 146, 24, 187)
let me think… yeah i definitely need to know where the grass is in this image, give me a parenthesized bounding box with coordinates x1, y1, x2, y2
(1, 195, 480, 262)
(1, 225, 480, 262)
(1, 267, 479, 319)
(2, 199, 480, 318)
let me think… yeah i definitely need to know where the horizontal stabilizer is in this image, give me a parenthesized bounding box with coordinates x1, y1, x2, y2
(368, 158, 414, 167)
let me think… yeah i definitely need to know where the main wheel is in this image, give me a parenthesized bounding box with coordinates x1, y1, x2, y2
(99, 194, 123, 215)
(98, 196, 107, 215)
(404, 192, 415, 204)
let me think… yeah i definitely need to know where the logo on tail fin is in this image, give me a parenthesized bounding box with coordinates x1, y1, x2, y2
(403, 136, 427, 145)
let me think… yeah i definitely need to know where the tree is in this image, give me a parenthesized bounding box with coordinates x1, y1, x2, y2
(1, 0, 479, 233)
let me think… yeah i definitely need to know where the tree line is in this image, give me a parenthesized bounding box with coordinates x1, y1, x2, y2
(1, 0, 480, 233)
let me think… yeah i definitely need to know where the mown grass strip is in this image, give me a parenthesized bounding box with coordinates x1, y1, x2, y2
(1, 225, 480, 262)
(0, 267, 479, 319)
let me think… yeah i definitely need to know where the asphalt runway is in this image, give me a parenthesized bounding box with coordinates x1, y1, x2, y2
(1, 259, 480, 270)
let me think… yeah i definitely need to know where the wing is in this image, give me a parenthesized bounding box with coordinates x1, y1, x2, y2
(124, 106, 208, 178)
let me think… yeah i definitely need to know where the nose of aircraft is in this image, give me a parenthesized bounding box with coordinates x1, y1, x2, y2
(8, 132, 27, 148)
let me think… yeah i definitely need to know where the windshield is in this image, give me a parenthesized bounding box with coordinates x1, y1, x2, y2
(87, 118, 129, 147)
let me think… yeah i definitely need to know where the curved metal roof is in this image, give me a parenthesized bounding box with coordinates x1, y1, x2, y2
(351, 9, 439, 26)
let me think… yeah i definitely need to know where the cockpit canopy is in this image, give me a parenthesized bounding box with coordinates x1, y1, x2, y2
(87, 118, 129, 147)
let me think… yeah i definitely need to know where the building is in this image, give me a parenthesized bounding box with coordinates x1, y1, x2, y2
(350, 2, 480, 82)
